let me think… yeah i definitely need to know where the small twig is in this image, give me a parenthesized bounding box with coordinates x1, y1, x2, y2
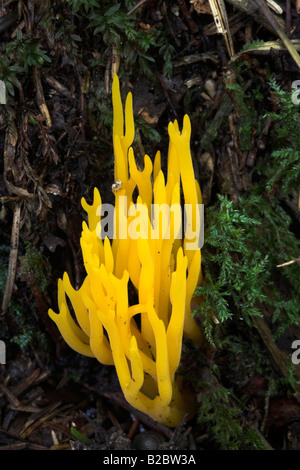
(107, 409, 123, 431)
(251, 311, 300, 385)
(126, 0, 148, 16)
(45, 76, 71, 97)
(218, 0, 235, 56)
(100, 391, 173, 439)
(155, 70, 178, 118)
(162, 1, 181, 47)
(19, 401, 62, 439)
(127, 417, 140, 440)
(176, 0, 199, 34)
(286, 0, 292, 33)
(168, 413, 188, 446)
(277, 257, 300, 267)
(0, 382, 21, 408)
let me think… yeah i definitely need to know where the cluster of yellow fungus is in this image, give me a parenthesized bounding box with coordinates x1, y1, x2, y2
(48, 75, 203, 427)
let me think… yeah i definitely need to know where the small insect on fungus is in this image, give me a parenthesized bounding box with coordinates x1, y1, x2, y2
(112, 180, 123, 192)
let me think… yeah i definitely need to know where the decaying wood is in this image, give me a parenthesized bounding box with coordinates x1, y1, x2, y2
(252, 310, 300, 390)
(254, 0, 300, 68)
(3, 118, 34, 199)
(177, 0, 200, 34)
(1, 202, 21, 314)
(225, 0, 285, 34)
(224, 0, 300, 68)
(34, 67, 52, 127)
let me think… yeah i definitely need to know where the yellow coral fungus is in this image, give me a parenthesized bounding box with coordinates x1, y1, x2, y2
(48, 75, 204, 427)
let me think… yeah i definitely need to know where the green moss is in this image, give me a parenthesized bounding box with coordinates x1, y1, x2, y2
(260, 77, 300, 194)
(197, 386, 267, 450)
(19, 242, 51, 294)
(195, 191, 300, 345)
(195, 194, 268, 345)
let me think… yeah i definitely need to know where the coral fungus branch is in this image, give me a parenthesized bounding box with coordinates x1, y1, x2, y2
(48, 74, 203, 427)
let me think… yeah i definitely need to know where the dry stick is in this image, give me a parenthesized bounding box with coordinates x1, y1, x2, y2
(176, 0, 199, 34)
(162, 1, 181, 47)
(218, 0, 235, 55)
(0, 382, 21, 409)
(277, 257, 300, 267)
(250, 300, 300, 400)
(286, 0, 292, 33)
(208, 0, 226, 35)
(44, 76, 71, 97)
(251, 312, 300, 384)
(209, 0, 235, 57)
(19, 401, 62, 439)
(230, 39, 300, 62)
(126, 0, 148, 16)
(1, 202, 21, 314)
(254, 0, 300, 68)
